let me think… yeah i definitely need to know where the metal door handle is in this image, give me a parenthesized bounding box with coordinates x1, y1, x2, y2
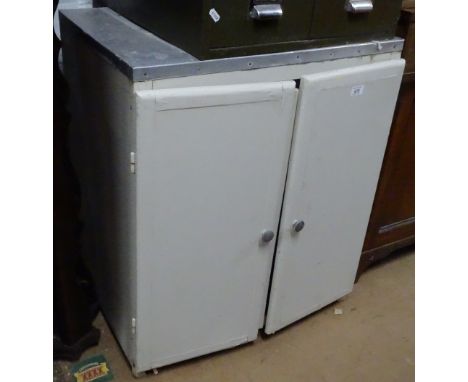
(292, 220, 305, 233)
(345, 0, 373, 13)
(250, 4, 283, 20)
(261, 230, 275, 243)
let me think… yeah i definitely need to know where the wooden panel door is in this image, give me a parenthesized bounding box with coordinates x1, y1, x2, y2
(363, 75, 415, 249)
(265, 60, 404, 334)
(134, 82, 297, 371)
(357, 74, 415, 276)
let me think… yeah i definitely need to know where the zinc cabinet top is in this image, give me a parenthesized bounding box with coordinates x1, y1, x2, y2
(59, 7, 404, 82)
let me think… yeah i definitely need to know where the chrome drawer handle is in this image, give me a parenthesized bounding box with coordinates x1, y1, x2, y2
(345, 0, 374, 13)
(250, 4, 283, 20)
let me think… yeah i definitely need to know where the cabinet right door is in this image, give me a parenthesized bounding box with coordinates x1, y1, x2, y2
(265, 60, 405, 334)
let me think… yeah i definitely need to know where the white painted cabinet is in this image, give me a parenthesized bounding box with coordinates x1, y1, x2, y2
(265, 60, 405, 333)
(134, 82, 298, 370)
(66, 36, 404, 374)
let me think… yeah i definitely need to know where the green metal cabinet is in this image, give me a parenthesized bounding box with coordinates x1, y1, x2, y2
(98, 0, 402, 59)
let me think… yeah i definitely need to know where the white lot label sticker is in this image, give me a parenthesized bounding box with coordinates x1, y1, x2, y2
(209, 8, 221, 23)
(350, 85, 365, 96)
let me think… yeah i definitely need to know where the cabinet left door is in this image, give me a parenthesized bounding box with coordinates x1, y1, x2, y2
(134, 81, 297, 371)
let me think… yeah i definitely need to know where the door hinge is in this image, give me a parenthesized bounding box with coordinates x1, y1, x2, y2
(130, 152, 136, 174)
(131, 317, 136, 335)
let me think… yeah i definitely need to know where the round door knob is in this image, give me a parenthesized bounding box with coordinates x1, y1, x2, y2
(261, 230, 275, 243)
(292, 220, 305, 233)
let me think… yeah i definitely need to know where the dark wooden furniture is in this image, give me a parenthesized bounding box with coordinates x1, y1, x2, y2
(356, 7, 415, 280)
(54, 0, 100, 360)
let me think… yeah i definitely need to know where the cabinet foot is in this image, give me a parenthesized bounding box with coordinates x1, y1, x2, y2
(132, 367, 158, 378)
(132, 368, 146, 378)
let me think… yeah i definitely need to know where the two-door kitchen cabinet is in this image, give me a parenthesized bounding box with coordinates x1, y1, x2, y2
(60, 8, 405, 376)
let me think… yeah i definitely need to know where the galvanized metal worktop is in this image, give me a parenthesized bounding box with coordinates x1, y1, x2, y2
(59, 7, 404, 82)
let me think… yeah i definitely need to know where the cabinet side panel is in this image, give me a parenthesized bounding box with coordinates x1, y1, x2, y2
(62, 23, 137, 364)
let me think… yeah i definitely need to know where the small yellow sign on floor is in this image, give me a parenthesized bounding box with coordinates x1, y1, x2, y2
(71, 355, 113, 382)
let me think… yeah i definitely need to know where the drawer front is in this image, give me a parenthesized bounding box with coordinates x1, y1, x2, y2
(207, 0, 314, 49)
(310, 0, 401, 40)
